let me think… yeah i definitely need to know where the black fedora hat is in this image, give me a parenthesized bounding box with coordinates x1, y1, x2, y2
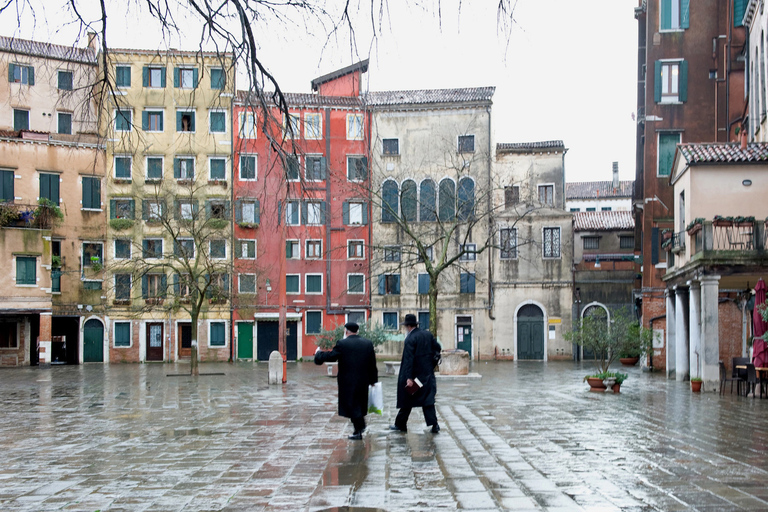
(401, 314, 418, 326)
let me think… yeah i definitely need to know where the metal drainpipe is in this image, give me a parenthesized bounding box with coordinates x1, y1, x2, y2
(229, 74, 235, 363)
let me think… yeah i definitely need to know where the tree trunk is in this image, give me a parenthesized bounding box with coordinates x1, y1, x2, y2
(429, 275, 439, 339)
(190, 312, 199, 376)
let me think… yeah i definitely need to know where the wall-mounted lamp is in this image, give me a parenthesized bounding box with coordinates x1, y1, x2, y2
(743, 179, 752, 187)
(265, 278, 272, 292)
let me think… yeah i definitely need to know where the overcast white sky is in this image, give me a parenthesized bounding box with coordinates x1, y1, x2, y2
(1, 0, 638, 183)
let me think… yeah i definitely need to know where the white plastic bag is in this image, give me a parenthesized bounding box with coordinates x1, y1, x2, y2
(368, 382, 383, 415)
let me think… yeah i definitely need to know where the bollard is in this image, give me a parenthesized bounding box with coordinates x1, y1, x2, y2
(268, 350, 283, 384)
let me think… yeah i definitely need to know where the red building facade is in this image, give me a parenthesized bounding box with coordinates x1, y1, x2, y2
(232, 61, 371, 360)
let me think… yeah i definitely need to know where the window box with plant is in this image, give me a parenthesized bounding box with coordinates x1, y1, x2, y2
(734, 215, 755, 228)
(712, 215, 733, 227)
(661, 228, 673, 241)
(686, 218, 704, 235)
(33, 198, 64, 229)
(109, 218, 134, 230)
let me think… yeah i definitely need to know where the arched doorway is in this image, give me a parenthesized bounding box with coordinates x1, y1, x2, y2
(581, 304, 608, 360)
(517, 304, 544, 360)
(83, 318, 104, 362)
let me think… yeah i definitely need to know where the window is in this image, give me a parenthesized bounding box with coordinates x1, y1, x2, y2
(205, 273, 229, 300)
(210, 110, 226, 133)
(114, 274, 131, 301)
(306, 155, 325, 181)
(586, 207, 596, 212)
(116, 65, 131, 88)
(15, 256, 36, 285)
(235, 199, 258, 226)
(304, 113, 321, 139)
(306, 240, 322, 259)
(114, 321, 131, 347)
(8, 63, 34, 84)
(381, 180, 398, 222)
(114, 239, 131, 259)
(347, 311, 366, 325)
(420, 179, 437, 222)
(285, 201, 299, 225)
(305, 202, 323, 225)
(460, 272, 476, 294)
(210, 68, 224, 90)
(570, 208, 580, 212)
(57, 112, 72, 134)
(0, 322, 17, 348)
(240, 155, 256, 180)
(384, 246, 401, 262)
(500, 228, 517, 259)
(142, 110, 163, 132)
(538, 185, 554, 206)
(286, 240, 299, 259)
(82, 176, 101, 209)
(110, 198, 134, 219)
(457, 177, 475, 221)
(306, 311, 322, 334)
(0, 169, 13, 201)
(418, 273, 429, 294)
(239, 111, 257, 138)
(237, 240, 256, 259)
(382, 138, 399, 155)
(174, 157, 195, 180)
(306, 274, 322, 294)
(347, 113, 364, 140)
(13, 109, 28, 131)
(239, 274, 256, 293)
(284, 155, 299, 180)
(460, 244, 477, 261)
(115, 156, 132, 180)
(660, 0, 689, 30)
(439, 178, 456, 221)
(401, 180, 417, 222)
(176, 110, 195, 132)
(348, 274, 364, 294)
(383, 312, 398, 330)
(209, 321, 226, 347)
(115, 109, 131, 131)
(658, 132, 681, 177)
(458, 134, 475, 153)
(620, 235, 635, 249)
(39, 173, 60, 205)
(176, 67, 197, 89)
(286, 274, 300, 293)
(583, 237, 599, 250)
(348, 240, 364, 259)
(418, 246, 433, 262)
(175, 238, 195, 258)
(144, 66, 165, 88)
(143, 238, 163, 258)
(207, 200, 227, 220)
(209, 158, 226, 180)
(418, 312, 430, 331)
(210, 239, 226, 259)
(82, 242, 103, 267)
(57, 70, 73, 90)
(601, 207, 612, 212)
(285, 113, 300, 138)
(505, 185, 520, 208)
(543, 227, 561, 258)
(347, 156, 367, 182)
(655, 60, 687, 104)
(379, 274, 400, 295)
(146, 156, 163, 180)
(344, 201, 365, 225)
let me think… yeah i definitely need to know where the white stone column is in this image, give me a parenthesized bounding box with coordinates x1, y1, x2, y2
(688, 281, 702, 379)
(700, 275, 721, 392)
(675, 286, 689, 382)
(666, 288, 676, 379)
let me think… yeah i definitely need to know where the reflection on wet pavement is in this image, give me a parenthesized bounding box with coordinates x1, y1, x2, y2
(1, 361, 768, 510)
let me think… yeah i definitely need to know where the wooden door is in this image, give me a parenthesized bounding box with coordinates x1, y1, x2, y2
(178, 323, 191, 359)
(456, 316, 472, 353)
(286, 321, 297, 361)
(517, 305, 544, 360)
(146, 323, 164, 361)
(83, 319, 103, 362)
(256, 321, 278, 361)
(237, 322, 254, 360)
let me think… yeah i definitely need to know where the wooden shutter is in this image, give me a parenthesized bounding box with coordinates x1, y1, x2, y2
(234, 199, 243, 222)
(319, 157, 327, 179)
(253, 200, 260, 225)
(160, 67, 166, 87)
(679, 60, 688, 102)
(300, 201, 308, 225)
(142, 66, 149, 87)
(320, 201, 327, 224)
(173, 274, 180, 295)
(173, 67, 180, 87)
(418, 274, 429, 294)
(342, 202, 349, 225)
(660, 0, 671, 30)
(378, 275, 385, 295)
(176, 112, 182, 132)
(142, 111, 149, 131)
(393, 275, 400, 294)
(142, 200, 149, 220)
(192, 68, 199, 88)
(110, 199, 117, 219)
(651, 227, 659, 265)
(173, 158, 181, 178)
(27, 66, 33, 85)
(8, 63, 14, 82)
(141, 274, 148, 298)
(40, 173, 49, 202)
(0, 170, 13, 201)
(362, 202, 368, 225)
(681, 0, 690, 29)
(127, 199, 135, 219)
(654, 61, 662, 103)
(82, 177, 92, 208)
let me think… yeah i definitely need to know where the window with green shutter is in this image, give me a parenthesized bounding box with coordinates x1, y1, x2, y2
(305, 311, 322, 334)
(13, 109, 28, 131)
(115, 66, 131, 87)
(39, 173, 60, 205)
(210, 68, 224, 89)
(239, 155, 256, 180)
(9, 63, 34, 84)
(0, 170, 14, 201)
(146, 157, 163, 180)
(114, 321, 131, 346)
(114, 274, 131, 300)
(115, 109, 131, 131)
(115, 156, 132, 179)
(57, 70, 73, 91)
(15, 256, 36, 285)
(176, 110, 195, 132)
(82, 177, 100, 209)
(142, 110, 163, 132)
(209, 158, 226, 180)
(383, 312, 398, 330)
(57, 112, 72, 134)
(438, 178, 456, 221)
(143, 66, 166, 88)
(285, 155, 299, 180)
(286, 274, 299, 293)
(418, 273, 429, 294)
(460, 273, 476, 294)
(347, 274, 364, 294)
(734, 0, 747, 26)
(381, 180, 398, 222)
(658, 133, 681, 176)
(306, 274, 322, 294)
(401, 180, 417, 222)
(660, 0, 689, 30)
(210, 111, 226, 133)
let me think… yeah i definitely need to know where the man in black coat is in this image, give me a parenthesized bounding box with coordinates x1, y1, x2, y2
(390, 314, 442, 434)
(314, 322, 378, 440)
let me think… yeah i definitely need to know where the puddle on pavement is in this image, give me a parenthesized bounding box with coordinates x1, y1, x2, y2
(316, 509, 386, 512)
(160, 428, 219, 437)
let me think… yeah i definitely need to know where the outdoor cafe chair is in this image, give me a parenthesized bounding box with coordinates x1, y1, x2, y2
(733, 357, 750, 394)
(719, 361, 741, 395)
(746, 364, 760, 397)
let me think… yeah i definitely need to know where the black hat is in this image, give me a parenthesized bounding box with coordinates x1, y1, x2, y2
(344, 322, 359, 333)
(401, 314, 418, 326)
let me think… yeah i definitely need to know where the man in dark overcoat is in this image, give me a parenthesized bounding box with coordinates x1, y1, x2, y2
(314, 322, 378, 440)
(389, 314, 442, 433)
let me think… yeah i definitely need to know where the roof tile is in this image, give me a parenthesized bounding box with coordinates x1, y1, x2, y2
(365, 87, 495, 106)
(0, 36, 96, 65)
(496, 140, 565, 153)
(566, 181, 634, 199)
(678, 142, 768, 164)
(573, 211, 634, 231)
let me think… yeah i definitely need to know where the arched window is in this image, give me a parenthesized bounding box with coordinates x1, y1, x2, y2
(457, 177, 475, 221)
(419, 179, 436, 222)
(438, 178, 455, 222)
(381, 180, 399, 223)
(401, 179, 417, 223)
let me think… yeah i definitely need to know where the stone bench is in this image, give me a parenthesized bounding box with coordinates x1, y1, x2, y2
(384, 361, 401, 376)
(437, 349, 469, 375)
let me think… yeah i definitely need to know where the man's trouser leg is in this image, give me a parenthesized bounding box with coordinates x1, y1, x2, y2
(423, 405, 437, 427)
(351, 416, 366, 433)
(394, 407, 411, 429)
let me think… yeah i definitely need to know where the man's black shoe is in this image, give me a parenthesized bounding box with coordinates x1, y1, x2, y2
(431, 425, 440, 434)
(348, 431, 363, 440)
(388, 425, 407, 432)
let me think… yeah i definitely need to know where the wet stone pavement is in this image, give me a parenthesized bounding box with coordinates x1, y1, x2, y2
(1, 361, 768, 511)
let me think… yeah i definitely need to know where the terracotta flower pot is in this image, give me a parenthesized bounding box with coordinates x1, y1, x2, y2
(691, 380, 702, 392)
(612, 383, 621, 393)
(586, 377, 607, 392)
(620, 357, 640, 366)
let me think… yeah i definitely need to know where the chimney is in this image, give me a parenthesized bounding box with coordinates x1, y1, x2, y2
(741, 129, 748, 150)
(87, 32, 98, 51)
(612, 161, 619, 190)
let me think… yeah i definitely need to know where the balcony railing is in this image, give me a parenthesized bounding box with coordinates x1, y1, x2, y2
(0, 202, 54, 229)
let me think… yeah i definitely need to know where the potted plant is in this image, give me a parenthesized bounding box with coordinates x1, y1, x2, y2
(611, 372, 628, 393)
(564, 307, 652, 392)
(734, 215, 755, 228)
(690, 377, 703, 392)
(33, 198, 64, 229)
(315, 321, 390, 376)
(686, 218, 705, 235)
(661, 228, 673, 241)
(713, 215, 733, 227)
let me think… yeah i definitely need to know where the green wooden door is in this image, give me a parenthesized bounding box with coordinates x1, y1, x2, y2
(456, 316, 472, 353)
(517, 305, 544, 360)
(237, 322, 254, 360)
(83, 319, 103, 362)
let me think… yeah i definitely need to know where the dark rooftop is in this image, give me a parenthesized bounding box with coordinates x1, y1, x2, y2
(0, 36, 96, 65)
(496, 140, 566, 153)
